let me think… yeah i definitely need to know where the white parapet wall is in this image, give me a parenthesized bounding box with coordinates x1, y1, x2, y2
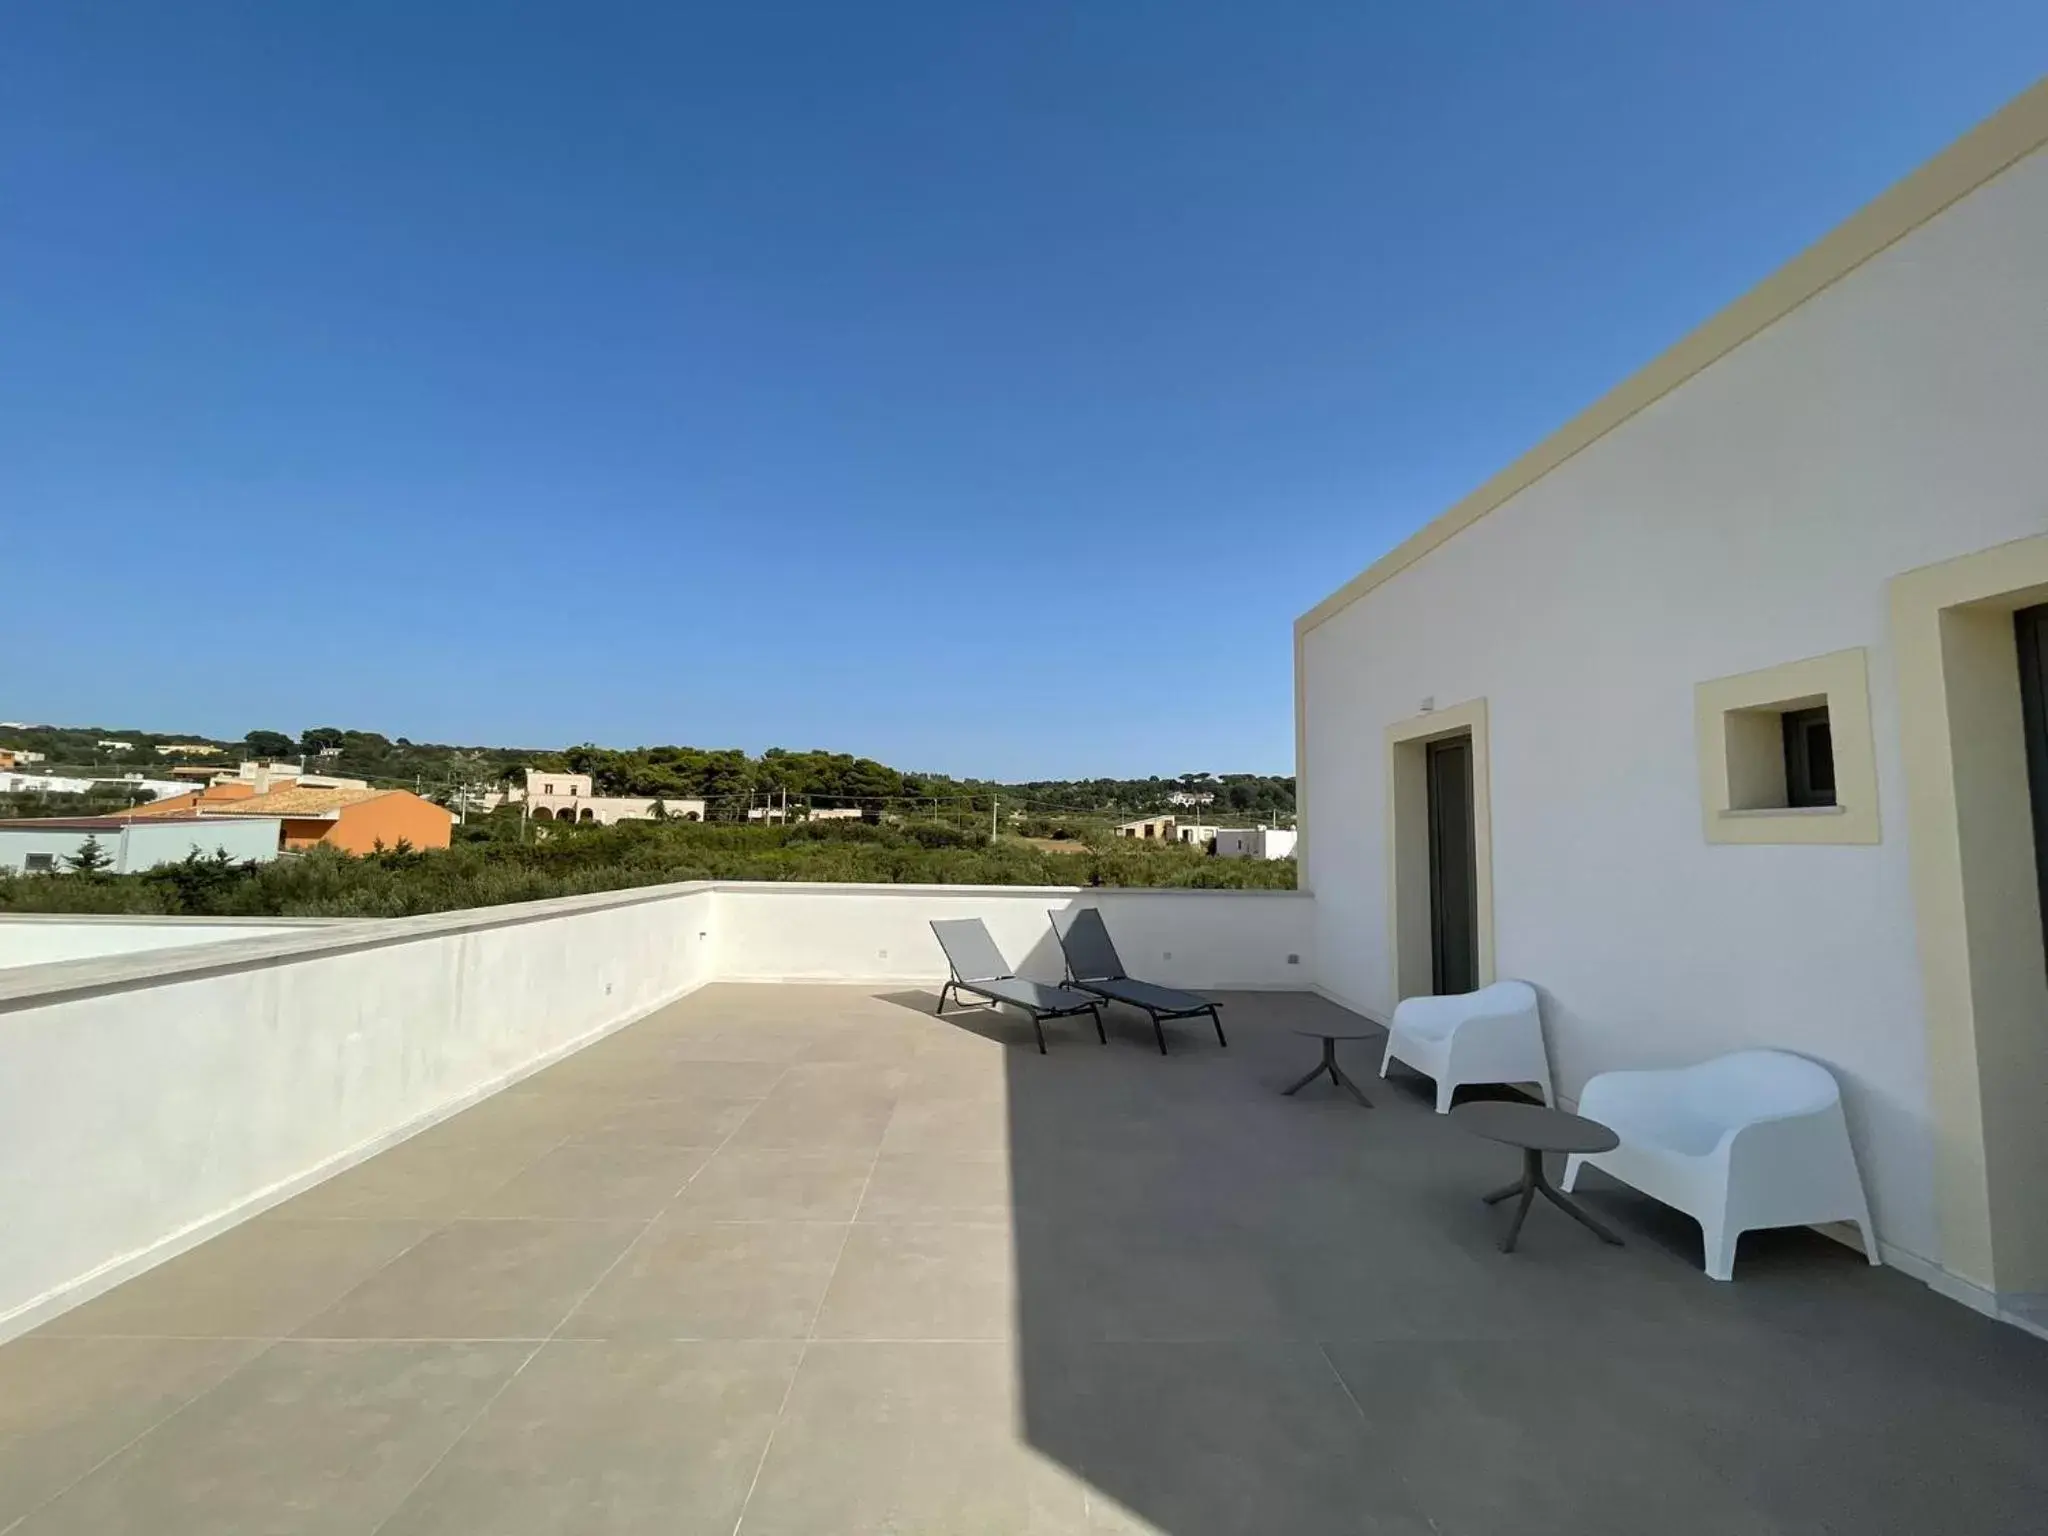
(713, 883, 1313, 990)
(0, 914, 340, 971)
(0, 881, 1310, 1338)
(0, 883, 720, 1338)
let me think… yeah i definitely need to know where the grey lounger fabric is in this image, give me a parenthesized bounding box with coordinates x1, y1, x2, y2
(929, 918, 1106, 1054)
(1049, 906, 1228, 1054)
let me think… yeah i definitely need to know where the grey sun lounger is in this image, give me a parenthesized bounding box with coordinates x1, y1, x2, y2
(930, 918, 1107, 1055)
(1049, 906, 1228, 1055)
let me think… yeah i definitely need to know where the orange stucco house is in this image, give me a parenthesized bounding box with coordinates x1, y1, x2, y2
(123, 785, 453, 855)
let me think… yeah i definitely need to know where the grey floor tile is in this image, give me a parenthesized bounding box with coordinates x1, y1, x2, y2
(1324, 1336, 1798, 1536)
(1020, 1340, 1435, 1536)
(273, 1133, 554, 1220)
(644, 1029, 823, 1063)
(672, 1146, 875, 1220)
(736, 1341, 1092, 1535)
(1013, 1216, 1301, 1342)
(0, 1336, 268, 1528)
(377, 1340, 801, 1535)
(878, 1094, 1011, 1154)
(296, 1219, 643, 1340)
(524, 1052, 787, 1100)
(402, 1089, 607, 1147)
(798, 1023, 929, 1063)
(561, 1092, 766, 1147)
(726, 1065, 903, 1149)
(12, 1341, 529, 1536)
(1005, 1143, 1190, 1227)
(858, 1153, 1014, 1223)
(559, 1218, 847, 1341)
(813, 1222, 1016, 1341)
(463, 1140, 716, 1220)
(1693, 1319, 2048, 1535)
(898, 1050, 1010, 1102)
(37, 1220, 431, 1339)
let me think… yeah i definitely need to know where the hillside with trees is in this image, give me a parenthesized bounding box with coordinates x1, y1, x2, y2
(0, 722, 1294, 824)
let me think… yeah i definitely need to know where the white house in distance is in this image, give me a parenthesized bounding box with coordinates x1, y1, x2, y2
(522, 769, 705, 825)
(212, 760, 367, 794)
(1214, 826, 1298, 861)
(1295, 82, 2048, 1326)
(1, 771, 188, 801)
(0, 814, 283, 874)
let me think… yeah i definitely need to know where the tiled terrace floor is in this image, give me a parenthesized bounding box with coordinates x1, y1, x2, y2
(4, 985, 2046, 1534)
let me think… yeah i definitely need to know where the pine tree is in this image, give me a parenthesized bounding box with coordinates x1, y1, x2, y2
(64, 834, 113, 876)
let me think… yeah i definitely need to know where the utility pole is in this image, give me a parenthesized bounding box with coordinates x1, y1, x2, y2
(990, 795, 998, 844)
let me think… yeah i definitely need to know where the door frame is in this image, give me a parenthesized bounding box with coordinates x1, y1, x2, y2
(1426, 734, 1479, 994)
(1892, 532, 2048, 1301)
(1386, 698, 1495, 1006)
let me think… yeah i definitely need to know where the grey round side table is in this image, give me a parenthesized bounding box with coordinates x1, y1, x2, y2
(1452, 1101, 1623, 1253)
(1281, 1028, 1377, 1108)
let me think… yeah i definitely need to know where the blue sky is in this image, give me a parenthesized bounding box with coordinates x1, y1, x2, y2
(3, 5, 2042, 778)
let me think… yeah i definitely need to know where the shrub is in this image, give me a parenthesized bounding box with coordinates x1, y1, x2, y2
(0, 816, 1293, 917)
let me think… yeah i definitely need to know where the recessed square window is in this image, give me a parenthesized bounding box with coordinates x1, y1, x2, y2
(1696, 650, 1878, 845)
(22, 852, 55, 873)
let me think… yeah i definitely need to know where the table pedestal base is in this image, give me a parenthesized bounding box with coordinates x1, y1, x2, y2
(1483, 1148, 1624, 1253)
(1281, 1037, 1373, 1108)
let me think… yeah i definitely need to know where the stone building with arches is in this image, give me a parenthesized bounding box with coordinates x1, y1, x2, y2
(520, 769, 705, 826)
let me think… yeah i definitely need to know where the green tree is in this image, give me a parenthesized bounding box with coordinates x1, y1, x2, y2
(244, 729, 294, 757)
(300, 726, 346, 754)
(64, 835, 113, 876)
(141, 849, 257, 914)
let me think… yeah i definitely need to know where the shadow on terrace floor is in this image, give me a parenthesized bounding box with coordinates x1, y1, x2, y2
(1, 985, 2043, 1534)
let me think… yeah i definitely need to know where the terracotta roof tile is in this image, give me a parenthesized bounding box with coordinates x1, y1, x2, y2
(214, 787, 391, 817)
(121, 786, 393, 820)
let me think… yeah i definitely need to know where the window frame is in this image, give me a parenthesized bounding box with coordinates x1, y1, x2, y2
(1781, 704, 1838, 808)
(1695, 648, 1879, 845)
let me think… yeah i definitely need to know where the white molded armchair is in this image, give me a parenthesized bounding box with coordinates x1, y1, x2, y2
(1379, 980, 1553, 1113)
(1560, 1049, 1878, 1281)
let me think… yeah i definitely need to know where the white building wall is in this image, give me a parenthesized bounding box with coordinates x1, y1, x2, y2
(119, 817, 284, 871)
(1, 773, 188, 800)
(1299, 143, 2048, 1275)
(1215, 828, 1298, 860)
(0, 818, 282, 876)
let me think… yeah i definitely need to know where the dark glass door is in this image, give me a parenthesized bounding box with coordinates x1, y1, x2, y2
(1426, 735, 1478, 996)
(2015, 604, 2048, 961)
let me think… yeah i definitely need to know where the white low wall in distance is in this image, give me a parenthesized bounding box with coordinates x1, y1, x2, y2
(712, 884, 1314, 992)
